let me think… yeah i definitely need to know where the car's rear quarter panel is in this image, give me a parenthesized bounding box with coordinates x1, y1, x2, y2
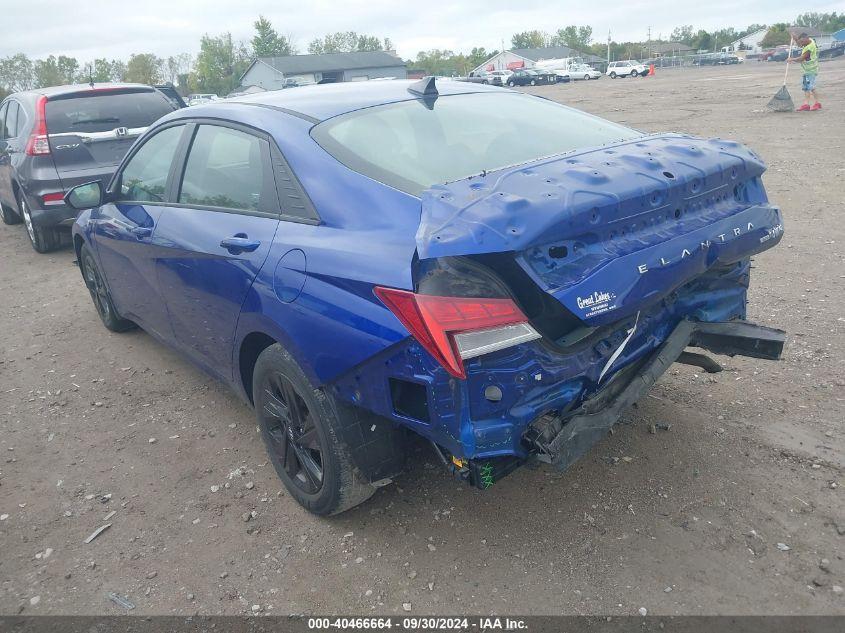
(231, 109, 423, 388)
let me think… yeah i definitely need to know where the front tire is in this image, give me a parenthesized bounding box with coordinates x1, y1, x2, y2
(507, 81, 514, 87)
(584, 74, 590, 80)
(18, 192, 60, 253)
(79, 242, 136, 332)
(630, 70, 639, 77)
(253, 344, 376, 515)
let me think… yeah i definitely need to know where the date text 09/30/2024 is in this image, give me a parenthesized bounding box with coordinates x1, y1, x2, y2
(307, 617, 528, 630)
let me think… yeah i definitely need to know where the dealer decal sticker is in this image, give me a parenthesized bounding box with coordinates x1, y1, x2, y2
(576, 290, 618, 318)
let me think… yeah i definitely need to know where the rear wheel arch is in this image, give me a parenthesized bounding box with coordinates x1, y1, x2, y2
(239, 331, 279, 405)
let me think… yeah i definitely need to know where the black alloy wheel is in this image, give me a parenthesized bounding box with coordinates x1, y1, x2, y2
(259, 370, 325, 494)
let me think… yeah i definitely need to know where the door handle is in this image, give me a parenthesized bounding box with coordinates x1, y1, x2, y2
(220, 235, 261, 254)
(130, 226, 152, 239)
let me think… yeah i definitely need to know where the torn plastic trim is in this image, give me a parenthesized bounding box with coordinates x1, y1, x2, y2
(529, 319, 786, 470)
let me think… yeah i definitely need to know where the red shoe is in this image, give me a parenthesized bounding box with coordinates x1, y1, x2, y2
(796, 104, 811, 111)
(810, 103, 822, 111)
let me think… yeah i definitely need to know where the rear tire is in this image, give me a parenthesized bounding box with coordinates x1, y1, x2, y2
(18, 192, 60, 253)
(79, 242, 136, 332)
(253, 344, 377, 515)
(610, 72, 617, 78)
(1, 202, 21, 225)
(507, 81, 514, 87)
(530, 79, 536, 86)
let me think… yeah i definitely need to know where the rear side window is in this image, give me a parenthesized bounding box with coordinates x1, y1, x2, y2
(12, 102, 27, 137)
(0, 103, 8, 139)
(5, 102, 20, 139)
(178, 125, 266, 212)
(119, 125, 185, 203)
(46, 90, 174, 135)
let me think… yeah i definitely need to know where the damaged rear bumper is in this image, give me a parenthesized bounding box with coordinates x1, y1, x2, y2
(525, 319, 785, 471)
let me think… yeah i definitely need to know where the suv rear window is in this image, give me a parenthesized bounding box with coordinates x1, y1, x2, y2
(312, 92, 640, 196)
(46, 90, 174, 135)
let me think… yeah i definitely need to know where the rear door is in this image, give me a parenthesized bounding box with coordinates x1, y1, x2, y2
(46, 88, 175, 191)
(151, 122, 281, 379)
(92, 122, 188, 339)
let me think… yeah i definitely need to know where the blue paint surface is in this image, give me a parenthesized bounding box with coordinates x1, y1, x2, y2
(73, 84, 783, 463)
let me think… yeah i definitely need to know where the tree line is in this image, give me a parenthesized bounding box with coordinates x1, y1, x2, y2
(0, 16, 392, 99)
(2, 11, 843, 99)
(411, 12, 843, 76)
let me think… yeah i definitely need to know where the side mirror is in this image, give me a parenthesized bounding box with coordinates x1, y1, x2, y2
(65, 181, 104, 210)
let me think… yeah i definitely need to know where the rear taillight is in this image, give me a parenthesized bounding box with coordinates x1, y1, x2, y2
(42, 192, 65, 206)
(374, 287, 541, 379)
(25, 95, 50, 156)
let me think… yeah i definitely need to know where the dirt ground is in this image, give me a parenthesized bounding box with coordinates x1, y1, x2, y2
(1, 60, 843, 617)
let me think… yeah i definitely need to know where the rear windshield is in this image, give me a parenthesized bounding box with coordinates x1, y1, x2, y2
(312, 92, 641, 196)
(46, 90, 174, 134)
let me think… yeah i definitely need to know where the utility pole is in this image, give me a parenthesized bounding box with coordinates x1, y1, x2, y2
(607, 29, 611, 64)
(647, 25, 652, 59)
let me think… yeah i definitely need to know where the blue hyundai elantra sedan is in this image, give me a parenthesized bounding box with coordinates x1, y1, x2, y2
(68, 78, 785, 514)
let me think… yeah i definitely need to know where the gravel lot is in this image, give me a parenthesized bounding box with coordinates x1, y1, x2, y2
(1, 60, 843, 616)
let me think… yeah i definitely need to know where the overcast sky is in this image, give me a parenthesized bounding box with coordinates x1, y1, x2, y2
(2, 0, 840, 62)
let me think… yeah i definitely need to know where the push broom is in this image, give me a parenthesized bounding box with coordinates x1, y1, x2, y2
(767, 38, 795, 112)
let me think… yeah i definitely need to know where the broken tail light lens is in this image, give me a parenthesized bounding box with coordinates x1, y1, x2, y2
(25, 95, 50, 156)
(374, 287, 541, 379)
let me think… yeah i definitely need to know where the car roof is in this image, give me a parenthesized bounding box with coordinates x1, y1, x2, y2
(12, 82, 155, 99)
(223, 79, 502, 122)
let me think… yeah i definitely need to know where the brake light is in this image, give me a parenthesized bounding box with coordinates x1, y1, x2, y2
(25, 95, 50, 156)
(374, 287, 541, 379)
(42, 192, 65, 206)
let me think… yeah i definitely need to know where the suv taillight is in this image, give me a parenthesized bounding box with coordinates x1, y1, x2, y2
(374, 287, 541, 379)
(25, 95, 50, 156)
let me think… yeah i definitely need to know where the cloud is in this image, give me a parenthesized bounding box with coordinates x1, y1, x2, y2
(1, 0, 840, 62)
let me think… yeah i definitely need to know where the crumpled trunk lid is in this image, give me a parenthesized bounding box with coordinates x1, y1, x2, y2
(417, 134, 784, 327)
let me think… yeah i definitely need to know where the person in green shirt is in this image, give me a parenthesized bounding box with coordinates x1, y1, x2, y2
(789, 32, 821, 111)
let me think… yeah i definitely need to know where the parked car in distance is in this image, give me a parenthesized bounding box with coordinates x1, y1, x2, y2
(820, 41, 845, 58)
(154, 84, 187, 109)
(284, 77, 318, 89)
(553, 69, 572, 83)
(606, 60, 648, 78)
(570, 64, 602, 80)
(489, 70, 512, 86)
(717, 54, 742, 65)
(66, 78, 786, 515)
(0, 83, 177, 252)
(769, 47, 800, 62)
(187, 93, 219, 106)
(819, 42, 845, 59)
(506, 69, 555, 86)
(460, 71, 493, 84)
